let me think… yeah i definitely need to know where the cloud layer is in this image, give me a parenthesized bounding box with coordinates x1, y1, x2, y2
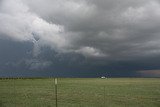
(0, 0, 160, 77)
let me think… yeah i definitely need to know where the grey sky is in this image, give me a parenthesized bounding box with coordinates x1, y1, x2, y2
(0, 0, 160, 77)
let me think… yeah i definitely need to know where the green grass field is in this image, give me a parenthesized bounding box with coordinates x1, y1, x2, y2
(0, 78, 160, 107)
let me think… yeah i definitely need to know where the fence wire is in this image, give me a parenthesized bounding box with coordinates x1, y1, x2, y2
(0, 78, 159, 107)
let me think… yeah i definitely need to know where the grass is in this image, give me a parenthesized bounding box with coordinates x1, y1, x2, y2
(0, 78, 160, 107)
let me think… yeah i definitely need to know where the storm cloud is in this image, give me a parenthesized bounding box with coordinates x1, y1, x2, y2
(0, 0, 160, 77)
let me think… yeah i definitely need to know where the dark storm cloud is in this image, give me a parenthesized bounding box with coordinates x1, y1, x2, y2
(0, 0, 160, 77)
(23, 0, 160, 59)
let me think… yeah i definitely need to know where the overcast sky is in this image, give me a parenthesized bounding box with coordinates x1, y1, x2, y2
(0, 0, 160, 77)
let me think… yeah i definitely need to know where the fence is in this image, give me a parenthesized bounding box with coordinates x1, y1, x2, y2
(0, 78, 159, 107)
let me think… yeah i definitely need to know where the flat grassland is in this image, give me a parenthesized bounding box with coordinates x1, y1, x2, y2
(0, 78, 159, 107)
